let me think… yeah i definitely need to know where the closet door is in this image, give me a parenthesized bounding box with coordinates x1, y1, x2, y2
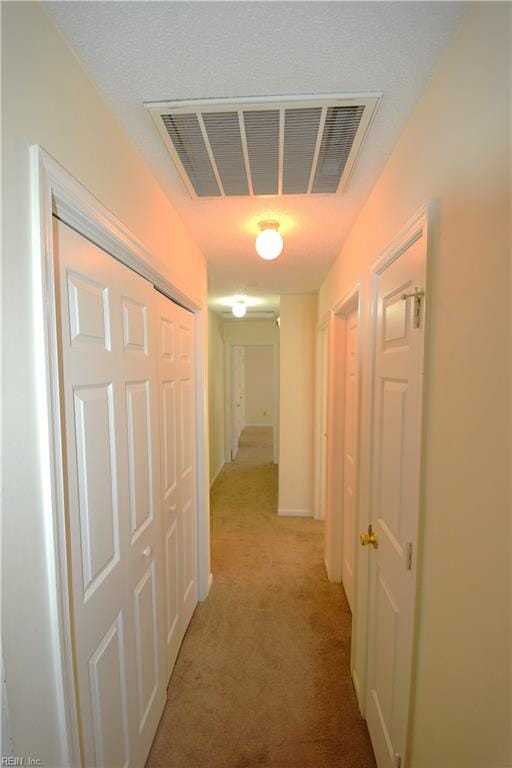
(154, 290, 198, 681)
(55, 218, 165, 767)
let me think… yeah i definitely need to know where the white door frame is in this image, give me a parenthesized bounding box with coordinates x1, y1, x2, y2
(313, 317, 329, 521)
(31, 146, 212, 767)
(324, 283, 363, 585)
(224, 341, 279, 465)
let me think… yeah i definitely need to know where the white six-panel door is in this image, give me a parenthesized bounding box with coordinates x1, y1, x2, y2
(365, 234, 426, 768)
(55, 218, 198, 767)
(342, 309, 358, 611)
(154, 290, 198, 681)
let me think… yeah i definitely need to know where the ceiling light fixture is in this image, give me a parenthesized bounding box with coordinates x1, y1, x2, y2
(232, 300, 247, 318)
(255, 220, 283, 261)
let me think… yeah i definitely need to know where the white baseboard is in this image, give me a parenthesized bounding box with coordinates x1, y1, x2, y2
(209, 461, 225, 488)
(278, 508, 313, 518)
(246, 422, 273, 427)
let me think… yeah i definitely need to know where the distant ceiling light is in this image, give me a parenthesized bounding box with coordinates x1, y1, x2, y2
(255, 220, 283, 261)
(232, 300, 247, 318)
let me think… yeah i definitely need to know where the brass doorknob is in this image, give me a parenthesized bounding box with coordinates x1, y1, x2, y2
(360, 524, 378, 549)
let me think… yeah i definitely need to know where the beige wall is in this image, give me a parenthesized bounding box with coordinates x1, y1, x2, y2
(244, 346, 274, 426)
(278, 294, 317, 516)
(1, 3, 207, 765)
(319, 4, 510, 766)
(223, 318, 279, 346)
(208, 311, 225, 484)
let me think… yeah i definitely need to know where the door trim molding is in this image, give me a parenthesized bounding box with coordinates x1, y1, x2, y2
(324, 280, 362, 582)
(30, 145, 211, 767)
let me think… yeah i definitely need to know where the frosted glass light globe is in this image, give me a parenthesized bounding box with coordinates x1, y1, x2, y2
(255, 228, 283, 260)
(232, 301, 247, 318)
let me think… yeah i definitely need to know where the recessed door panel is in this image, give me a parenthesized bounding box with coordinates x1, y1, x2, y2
(161, 319, 174, 360)
(374, 573, 398, 739)
(122, 297, 148, 354)
(133, 564, 159, 731)
(88, 614, 130, 768)
(180, 379, 192, 478)
(378, 379, 407, 544)
(162, 381, 177, 497)
(165, 520, 179, 643)
(179, 325, 191, 361)
(74, 384, 119, 598)
(67, 271, 110, 349)
(182, 499, 194, 602)
(382, 289, 410, 349)
(126, 381, 154, 540)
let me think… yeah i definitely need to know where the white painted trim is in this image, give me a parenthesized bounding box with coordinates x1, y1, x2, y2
(324, 281, 361, 585)
(209, 461, 225, 489)
(277, 509, 313, 518)
(31, 146, 212, 767)
(245, 422, 273, 428)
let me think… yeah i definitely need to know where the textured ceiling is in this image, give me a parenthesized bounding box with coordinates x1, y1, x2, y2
(43, 1, 466, 313)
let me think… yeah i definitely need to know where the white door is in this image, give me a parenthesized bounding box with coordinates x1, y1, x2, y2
(342, 309, 358, 611)
(231, 345, 245, 458)
(154, 290, 198, 680)
(56, 219, 165, 767)
(319, 326, 329, 519)
(365, 235, 426, 767)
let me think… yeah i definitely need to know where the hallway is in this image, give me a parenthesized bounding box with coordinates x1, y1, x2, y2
(147, 427, 376, 768)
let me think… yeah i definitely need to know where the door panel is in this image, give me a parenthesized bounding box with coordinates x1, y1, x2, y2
(154, 290, 198, 681)
(88, 614, 130, 768)
(162, 381, 177, 495)
(365, 235, 426, 768)
(133, 564, 159, 730)
(67, 270, 111, 349)
(126, 381, 154, 540)
(55, 217, 165, 767)
(74, 384, 120, 597)
(180, 378, 192, 477)
(165, 519, 180, 644)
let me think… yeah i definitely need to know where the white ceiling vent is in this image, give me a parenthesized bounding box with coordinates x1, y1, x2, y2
(146, 94, 380, 199)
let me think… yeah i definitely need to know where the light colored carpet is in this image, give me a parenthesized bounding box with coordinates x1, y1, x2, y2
(146, 426, 376, 768)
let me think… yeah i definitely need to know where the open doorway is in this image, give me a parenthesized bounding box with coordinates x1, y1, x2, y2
(230, 343, 277, 462)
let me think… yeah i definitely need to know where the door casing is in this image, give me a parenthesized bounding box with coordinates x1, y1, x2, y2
(323, 287, 362, 591)
(31, 146, 212, 767)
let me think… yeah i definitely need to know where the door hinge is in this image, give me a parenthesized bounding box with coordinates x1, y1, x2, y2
(394, 754, 402, 768)
(401, 288, 425, 329)
(406, 542, 413, 571)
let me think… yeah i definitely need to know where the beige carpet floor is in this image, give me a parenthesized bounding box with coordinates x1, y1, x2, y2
(146, 427, 376, 768)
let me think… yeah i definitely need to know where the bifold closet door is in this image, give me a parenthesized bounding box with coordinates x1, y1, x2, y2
(55, 218, 166, 768)
(154, 290, 198, 681)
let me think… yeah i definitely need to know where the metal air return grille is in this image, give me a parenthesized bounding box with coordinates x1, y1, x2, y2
(146, 94, 380, 199)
